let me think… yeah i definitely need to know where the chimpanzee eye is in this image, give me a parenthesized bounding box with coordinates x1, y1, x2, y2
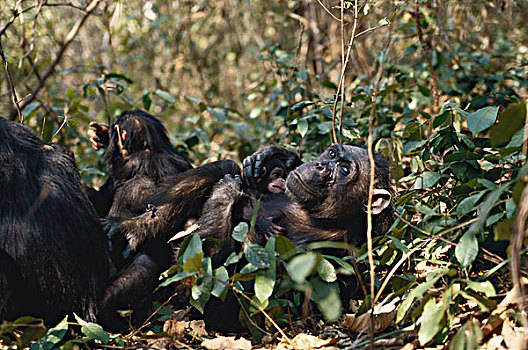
(328, 149, 336, 158)
(340, 165, 350, 176)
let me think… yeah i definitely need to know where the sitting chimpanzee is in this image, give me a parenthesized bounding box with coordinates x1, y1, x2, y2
(197, 144, 395, 256)
(87, 110, 192, 282)
(0, 117, 110, 325)
(85, 109, 191, 219)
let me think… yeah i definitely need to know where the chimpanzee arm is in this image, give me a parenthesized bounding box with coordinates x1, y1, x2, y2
(196, 175, 245, 251)
(242, 146, 302, 188)
(105, 160, 240, 251)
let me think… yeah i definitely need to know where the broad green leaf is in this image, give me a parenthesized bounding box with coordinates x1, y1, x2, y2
(244, 243, 270, 269)
(506, 127, 527, 148)
(206, 107, 226, 121)
(154, 89, 176, 103)
(287, 252, 318, 284)
(397, 270, 446, 323)
(311, 279, 342, 322)
(182, 234, 203, 265)
(30, 316, 68, 350)
(388, 235, 409, 253)
(466, 106, 499, 136)
(449, 318, 482, 350)
(297, 118, 308, 137)
(183, 252, 204, 273)
(74, 314, 109, 344)
(255, 267, 275, 302)
(414, 171, 441, 189)
(455, 192, 486, 216)
(418, 299, 444, 346)
(466, 280, 496, 298)
(455, 230, 478, 269)
(317, 258, 337, 282)
(232, 222, 249, 242)
(190, 257, 213, 313)
(211, 266, 229, 300)
(224, 251, 243, 266)
(239, 262, 259, 274)
(490, 103, 526, 146)
(158, 270, 194, 288)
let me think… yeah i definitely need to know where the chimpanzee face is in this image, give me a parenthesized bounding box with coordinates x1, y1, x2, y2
(285, 144, 391, 219)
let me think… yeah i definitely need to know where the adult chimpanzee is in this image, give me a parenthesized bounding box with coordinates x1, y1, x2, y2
(85, 109, 191, 218)
(196, 144, 395, 254)
(0, 118, 110, 325)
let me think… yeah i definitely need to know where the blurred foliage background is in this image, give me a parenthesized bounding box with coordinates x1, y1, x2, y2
(2, 0, 528, 347)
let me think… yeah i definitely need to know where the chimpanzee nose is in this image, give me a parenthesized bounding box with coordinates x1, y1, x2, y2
(315, 161, 331, 178)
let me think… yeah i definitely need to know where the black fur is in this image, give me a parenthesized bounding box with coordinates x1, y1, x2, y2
(0, 118, 110, 324)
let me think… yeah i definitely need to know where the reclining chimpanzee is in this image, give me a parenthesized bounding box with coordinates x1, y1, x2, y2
(196, 144, 395, 256)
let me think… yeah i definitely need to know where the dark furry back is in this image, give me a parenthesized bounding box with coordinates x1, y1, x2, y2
(0, 118, 109, 324)
(104, 110, 191, 184)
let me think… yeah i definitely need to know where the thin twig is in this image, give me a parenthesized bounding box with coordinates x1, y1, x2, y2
(394, 211, 455, 246)
(414, 1, 440, 114)
(330, 0, 358, 144)
(511, 184, 528, 326)
(366, 33, 391, 349)
(8, 0, 102, 121)
(0, 39, 22, 122)
(316, 0, 343, 22)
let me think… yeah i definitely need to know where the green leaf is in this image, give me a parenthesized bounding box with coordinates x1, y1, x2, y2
(142, 89, 151, 111)
(154, 89, 176, 103)
(190, 257, 213, 313)
(30, 316, 68, 350)
(490, 103, 526, 146)
(466, 106, 499, 136)
(311, 279, 342, 322)
(211, 266, 229, 300)
(224, 251, 243, 266)
(232, 222, 249, 242)
(183, 252, 204, 273)
(182, 234, 203, 265)
(275, 235, 297, 259)
(449, 318, 482, 350)
(297, 118, 308, 137)
(74, 314, 109, 344)
(244, 243, 271, 269)
(414, 171, 441, 189)
(397, 270, 446, 323)
(455, 230, 479, 269)
(418, 299, 444, 346)
(506, 127, 527, 148)
(287, 252, 318, 284)
(158, 270, 194, 288)
(206, 107, 226, 121)
(317, 258, 337, 282)
(455, 192, 486, 216)
(466, 280, 496, 298)
(255, 267, 276, 302)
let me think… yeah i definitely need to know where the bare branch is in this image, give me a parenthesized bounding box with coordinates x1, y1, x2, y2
(8, 0, 102, 121)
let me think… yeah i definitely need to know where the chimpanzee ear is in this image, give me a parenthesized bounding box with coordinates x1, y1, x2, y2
(362, 189, 392, 215)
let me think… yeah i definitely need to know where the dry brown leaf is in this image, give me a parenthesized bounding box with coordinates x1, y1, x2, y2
(276, 333, 338, 350)
(400, 343, 414, 350)
(189, 319, 208, 337)
(342, 298, 398, 334)
(501, 318, 528, 350)
(163, 319, 207, 339)
(163, 319, 187, 339)
(201, 336, 252, 350)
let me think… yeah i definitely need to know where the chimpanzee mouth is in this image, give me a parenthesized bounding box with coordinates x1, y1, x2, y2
(287, 171, 319, 198)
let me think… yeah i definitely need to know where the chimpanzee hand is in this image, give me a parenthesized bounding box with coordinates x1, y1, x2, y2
(88, 122, 110, 150)
(101, 217, 121, 240)
(242, 146, 301, 189)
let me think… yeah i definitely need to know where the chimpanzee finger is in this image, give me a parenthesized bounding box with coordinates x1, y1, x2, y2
(242, 156, 257, 187)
